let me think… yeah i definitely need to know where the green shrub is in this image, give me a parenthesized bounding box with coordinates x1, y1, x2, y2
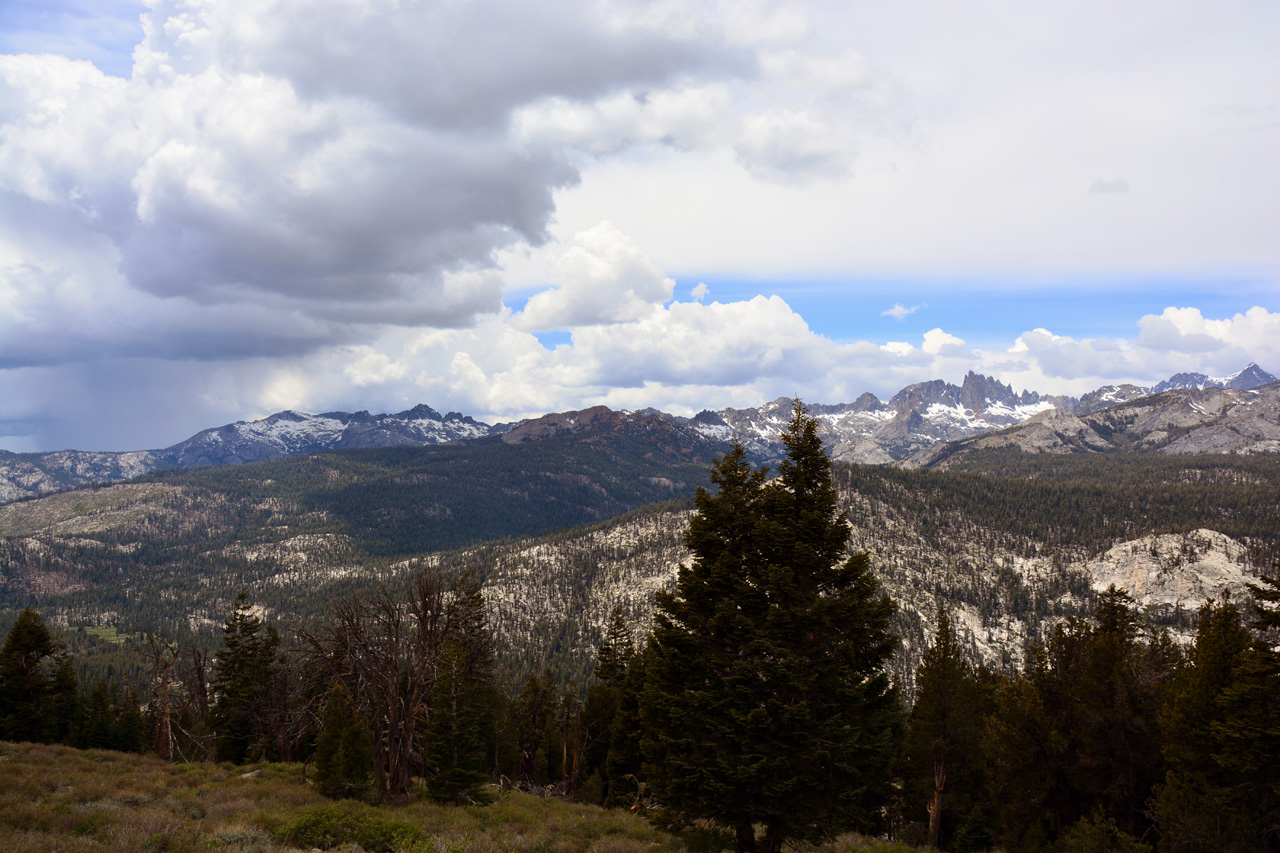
(577, 771, 605, 807)
(274, 802, 424, 853)
(679, 824, 733, 852)
(313, 685, 374, 800)
(203, 828, 272, 853)
(1053, 813, 1151, 853)
(951, 805, 994, 853)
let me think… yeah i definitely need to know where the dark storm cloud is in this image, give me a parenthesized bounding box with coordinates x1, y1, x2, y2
(1, 0, 749, 369)
(252, 0, 754, 130)
(118, 128, 576, 309)
(0, 192, 353, 368)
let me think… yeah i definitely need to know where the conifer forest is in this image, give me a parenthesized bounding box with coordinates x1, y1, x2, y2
(2, 404, 1278, 853)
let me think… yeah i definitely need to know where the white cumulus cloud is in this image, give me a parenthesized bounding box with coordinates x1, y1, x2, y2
(882, 303, 920, 320)
(514, 223, 676, 330)
(921, 328, 967, 356)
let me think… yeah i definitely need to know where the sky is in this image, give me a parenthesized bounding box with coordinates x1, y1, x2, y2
(1, 0, 1278, 452)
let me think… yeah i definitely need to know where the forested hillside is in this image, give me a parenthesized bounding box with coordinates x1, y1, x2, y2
(845, 450, 1280, 560)
(441, 453, 1276, 688)
(140, 429, 721, 557)
(2, 447, 1275, 690)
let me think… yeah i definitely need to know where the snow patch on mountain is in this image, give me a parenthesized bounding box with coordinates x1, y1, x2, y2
(239, 413, 348, 447)
(166, 404, 494, 467)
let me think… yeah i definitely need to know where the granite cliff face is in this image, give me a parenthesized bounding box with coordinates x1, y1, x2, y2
(1084, 529, 1251, 610)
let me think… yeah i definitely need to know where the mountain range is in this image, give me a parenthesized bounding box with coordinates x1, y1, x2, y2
(696, 362, 1277, 463)
(1, 363, 1275, 505)
(904, 383, 1280, 467)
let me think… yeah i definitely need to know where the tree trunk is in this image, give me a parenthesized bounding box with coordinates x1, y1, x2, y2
(929, 756, 947, 848)
(139, 634, 178, 762)
(384, 696, 416, 799)
(569, 729, 581, 797)
(519, 748, 536, 787)
(372, 733, 389, 797)
(736, 822, 756, 853)
(156, 675, 172, 761)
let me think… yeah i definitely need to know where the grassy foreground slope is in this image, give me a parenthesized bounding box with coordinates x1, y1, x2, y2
(0, 742, 919, 853)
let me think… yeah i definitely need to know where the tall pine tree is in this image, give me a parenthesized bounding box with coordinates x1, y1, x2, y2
(641, 401, 899, 853)
(988, 587, 1173, 848)
(904, 605, 990, 849)
(1204, 569, 1280, 851)
(604, 639, 651, 808)
(515, 669, 553, 788)
(582, 605, 635, 804)
(424, 572, 495, 804)
(0, 608, 70, 743)
(211, 591, 280, 764)
(1151, 594, 1254, 850)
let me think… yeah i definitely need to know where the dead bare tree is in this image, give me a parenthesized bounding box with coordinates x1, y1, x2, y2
(181, 646, 211, 725)
(301, 570, 453, 800)
(137, 632, 180, 761)
(259, 647, 306, 762)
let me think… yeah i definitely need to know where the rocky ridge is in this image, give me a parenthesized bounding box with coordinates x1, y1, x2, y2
(903, 383, 1280, 468)
(2, 364, 1275, 504)
(165, 404, 491, 467)
(1150, 363, 1277, 394)
(0, 405, 492, 504)
(689, 365, 1277, 465)
(0, 451, 165, 505)
(690, 372, 1065, 464)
